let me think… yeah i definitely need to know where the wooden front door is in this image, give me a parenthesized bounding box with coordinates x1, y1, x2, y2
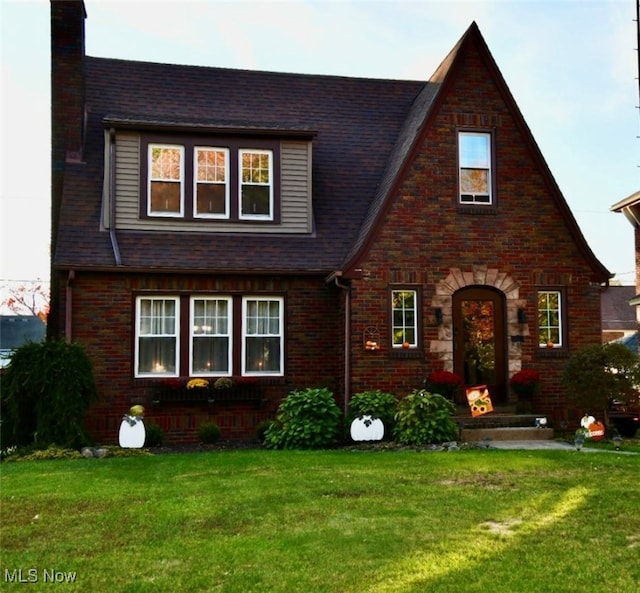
(453, 286, 507, 405)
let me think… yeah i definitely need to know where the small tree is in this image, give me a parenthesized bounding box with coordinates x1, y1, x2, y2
(562, 342, 640, 421)
(1, 340, 97, 449)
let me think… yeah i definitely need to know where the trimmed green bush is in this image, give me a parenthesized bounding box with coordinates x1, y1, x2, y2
(1, 340, 97, 449)
(144, 423, 165, 447)
(394, 389, 458, 445)
(198, 422, 221, 444)
(347, 390, 398, 437)
(264, 387, 341, 449)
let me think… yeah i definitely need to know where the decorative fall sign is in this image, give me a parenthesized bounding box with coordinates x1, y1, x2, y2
(466, 385, 493, 417)
(580, 414, 605, 441)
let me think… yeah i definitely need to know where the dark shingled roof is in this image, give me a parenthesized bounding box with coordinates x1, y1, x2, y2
(54, 53, 428, 274)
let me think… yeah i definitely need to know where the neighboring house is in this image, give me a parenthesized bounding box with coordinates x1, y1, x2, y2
(51, 2, 611, 444)
(0, 316, 46, 368)
(601, 285, 637, 343)
(611, 191, 640, 347)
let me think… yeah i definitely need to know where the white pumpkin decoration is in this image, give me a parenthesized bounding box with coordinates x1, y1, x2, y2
(350, 415, 384, 442)
(118, 415, 146, 448)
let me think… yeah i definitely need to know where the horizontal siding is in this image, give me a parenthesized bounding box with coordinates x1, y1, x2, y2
(115, 134, 312, 234)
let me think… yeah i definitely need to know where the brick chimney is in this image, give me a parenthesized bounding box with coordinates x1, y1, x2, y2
(51, 0, 86, 163)
(49, 0, 86, 340)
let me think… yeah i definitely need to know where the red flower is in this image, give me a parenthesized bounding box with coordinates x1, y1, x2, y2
(509, 370, 540, 389)
(426, 371, 463, 387)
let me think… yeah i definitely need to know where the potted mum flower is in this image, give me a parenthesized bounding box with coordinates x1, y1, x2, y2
(425, 370, 464, 402)
(510, 369, 540, 413)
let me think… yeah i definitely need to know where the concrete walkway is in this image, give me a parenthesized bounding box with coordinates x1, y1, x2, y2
(482, 440, 638, 453)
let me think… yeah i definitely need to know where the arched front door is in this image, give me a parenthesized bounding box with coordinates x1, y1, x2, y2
(453, 286, 507, 405)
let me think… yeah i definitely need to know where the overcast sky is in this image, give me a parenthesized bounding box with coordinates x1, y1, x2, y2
(1, 0, 639, 285)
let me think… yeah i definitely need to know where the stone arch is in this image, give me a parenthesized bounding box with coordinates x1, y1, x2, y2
(429, 265, 528, 381)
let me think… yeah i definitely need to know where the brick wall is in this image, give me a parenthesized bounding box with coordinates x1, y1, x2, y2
(346, 37, 605, 428)
(57, 272, 342, 444)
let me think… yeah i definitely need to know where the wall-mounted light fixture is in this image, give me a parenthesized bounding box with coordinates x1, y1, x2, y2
(517, 308, 527, 324)
(433, 308, 443, 325)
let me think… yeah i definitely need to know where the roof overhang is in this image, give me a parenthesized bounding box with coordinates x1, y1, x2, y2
(611, 190, 640, 228)
(102, 114, 317, 139)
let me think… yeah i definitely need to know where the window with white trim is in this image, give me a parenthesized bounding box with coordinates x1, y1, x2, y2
(240, 149, 273, 219)
(538, 290, 563, 348)
(148, 144, 184, 216)
(190, 297, 232, 375)
(391, 290, 417, 348)
(194, 147, 229, 218)
(459, 132, 492, 204)
(135, 297, 180, 376)
(243, 297, 283, 375)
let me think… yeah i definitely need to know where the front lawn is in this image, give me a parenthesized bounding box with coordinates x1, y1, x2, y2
(1, 449, 639, 592)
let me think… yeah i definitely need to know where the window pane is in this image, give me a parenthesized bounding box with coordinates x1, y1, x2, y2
(460, 133, 489, 168)
(196, 184, 226, 215)
(192, 337, 229, 373)
(460, 169, 489, 195)
(246, 337, 280, 372)
(243, 298, 282, 375)
(138, 337, 177, 374)
(537, 290, 562, 347)
(150, 182, 181, 213)
(137, 298, 178, 377)
(240, 150, 272, 218)
(459, 132, 491, 204)
(191, 298, 230, 375)
(241, 186, 270, 216)
(149, 145, 183, 215)
(391, 290, 417, 346)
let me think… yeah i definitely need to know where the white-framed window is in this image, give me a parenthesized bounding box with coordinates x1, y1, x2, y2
(538, 290, 563, 348)
(391, 290, 418, 347)
(239, 149, 273, 220)
(190, 297, 232, 375)
(135, 297, 180, 377)
(194, 147, 229, 218)
(242, 297, 283, 375)
(148, 144, 184, 216)
(459, 132, 492, 204)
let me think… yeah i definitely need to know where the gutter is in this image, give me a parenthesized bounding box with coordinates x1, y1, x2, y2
(327, 271, 351, 418)
(108, 128, 122, 265)
(65, 270, 75, 342)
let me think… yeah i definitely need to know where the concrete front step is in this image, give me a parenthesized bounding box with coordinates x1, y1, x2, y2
(461, 426, 554, 442)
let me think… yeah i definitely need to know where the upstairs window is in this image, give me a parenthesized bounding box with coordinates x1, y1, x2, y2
(459, 132, 492, 205)
(391, 289, 418, 348)
(148, 145, 184, 216)
(240, 149, 273, 219)
(142, 137, 279, 222)
(537, 290, 563, 348)
(194, 148, 229, 218)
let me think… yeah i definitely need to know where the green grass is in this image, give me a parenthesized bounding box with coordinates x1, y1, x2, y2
(2, 449, 639, 592)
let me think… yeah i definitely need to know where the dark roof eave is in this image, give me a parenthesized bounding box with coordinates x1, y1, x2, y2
(53, 264, 333, 277)
(102, 115, 317, 139)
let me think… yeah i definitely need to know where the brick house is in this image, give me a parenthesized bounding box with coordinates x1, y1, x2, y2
(51, 1, 611, 444)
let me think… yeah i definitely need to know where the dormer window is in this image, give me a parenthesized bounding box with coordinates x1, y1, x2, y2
(240, 149, 273, 220)
(148, 144, 184, 216)
(458, 131, 493, 205)
(195, 147, 229, 218)
(140, 135, 280, 223)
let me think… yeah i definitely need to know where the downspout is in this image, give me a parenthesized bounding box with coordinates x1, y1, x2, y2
(65, 270, 75, 343)
(334, 274, 351, 418)
(109, 128, 122, 265)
